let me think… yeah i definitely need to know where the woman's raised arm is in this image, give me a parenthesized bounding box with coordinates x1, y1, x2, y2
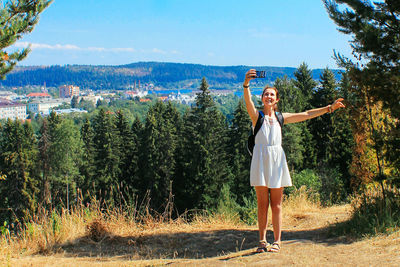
(243, 69, 259, 127)
(283, 98, 345, 124)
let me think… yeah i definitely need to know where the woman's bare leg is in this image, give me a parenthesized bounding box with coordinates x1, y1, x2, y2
(255, 186, 269, 241)
(269, 187, 284, 243)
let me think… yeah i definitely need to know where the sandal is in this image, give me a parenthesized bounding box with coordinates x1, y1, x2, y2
(268, 242, 281, 253)
(255, 240, 270, 253)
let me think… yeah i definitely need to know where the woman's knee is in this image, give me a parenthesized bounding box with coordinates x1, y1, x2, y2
(270, 202, 282, 213)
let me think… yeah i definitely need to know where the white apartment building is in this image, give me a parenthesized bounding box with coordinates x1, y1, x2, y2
(78, 95, 103, 105)
(124, 90, 149, 99)
(28, 99, 67, 115)
(0, 101, 27, 120)
(0, 91, 18, 101)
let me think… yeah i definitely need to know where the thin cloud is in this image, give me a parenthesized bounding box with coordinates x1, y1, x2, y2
(15, 42, 80, 50)
(13, 42, 136, 53)
(247, 29, 302, 40)
(151, 48, 167, 54)
(12, 42, 180, 55)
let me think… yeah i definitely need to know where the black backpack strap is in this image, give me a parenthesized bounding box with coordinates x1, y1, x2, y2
(275, 111, 284, 128)
(253, 111, 264, 136)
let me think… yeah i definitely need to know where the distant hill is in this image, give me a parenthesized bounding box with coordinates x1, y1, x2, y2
(0, 62, 342, 90)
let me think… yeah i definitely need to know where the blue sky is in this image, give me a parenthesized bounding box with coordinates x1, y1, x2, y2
(10, 0, 353, 69)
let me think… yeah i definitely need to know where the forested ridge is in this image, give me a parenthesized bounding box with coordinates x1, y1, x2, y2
(0, 61, 342, 90)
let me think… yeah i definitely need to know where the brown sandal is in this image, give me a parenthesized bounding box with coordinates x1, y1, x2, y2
(268, 242, 281, 253)
(255, 240, 270, 253)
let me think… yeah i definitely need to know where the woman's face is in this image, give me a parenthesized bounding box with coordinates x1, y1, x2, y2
(262, 88, 279, 106)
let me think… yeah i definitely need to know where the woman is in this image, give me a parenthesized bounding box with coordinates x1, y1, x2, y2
(243, 69, 345, 253)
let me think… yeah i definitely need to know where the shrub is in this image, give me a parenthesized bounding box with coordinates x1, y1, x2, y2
(238, 191, 258, 225)
(214, 184, 257, 225)
(318, 167, 347, 205)
(331, 184, 400, 237)
(292, 169, 321, 192)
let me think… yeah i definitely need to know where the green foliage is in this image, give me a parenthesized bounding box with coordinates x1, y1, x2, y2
(0, 221, 10, 238)
(51, 211, 61, 237)
(293, 63, 318, 169)
(288, 168, 347, 205)
(309, 68, 352, 179)
(228, 99, 252, 205)
(175, 77, 231, 210)
(0, 119, 39, 222)
(214, 184, 258, 225)
(0, 0, 52, 79)
(215, 184, 241, 221)
(37, 113, 83, 209)
(71, 96, 79, 108)
(138, 101, 180, 209)
(213, 94, 241, 122)
(292, 169, 322, 193)
(79, 118, 96, 200)
(318, 166, 347, 205)
(238, 191, 258, 225)
(293, 62, 317, 110)
(91, 108, 120, 203)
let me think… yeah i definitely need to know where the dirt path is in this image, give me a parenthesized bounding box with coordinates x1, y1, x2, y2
(4, 205, 400, 266)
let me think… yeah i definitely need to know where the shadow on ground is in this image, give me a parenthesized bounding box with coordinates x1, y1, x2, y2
(46, 223, 354, 260)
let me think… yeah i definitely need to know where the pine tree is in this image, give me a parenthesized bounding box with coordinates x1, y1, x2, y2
(293, 63, 318, 169)
(228, 99, 252, 204)
(333, 72, 355, 191)
(138, 102, 180, 210)
(71, 96, 79, 108)
(310, 68, 337, 164)
(1, 0, 52, 79)
(41, 113, 82, 209)
(293, 62, 317, 111)
(0, 120, 39, 222)
(114, 110, 135, 202)
(92, 108, 120, 204)
(79, 118, 96, 200)
(308, 68, 352, 201)
(175, 77, 230, 210)
(128, 116, 142, 194)
(38, 118, 51, 206)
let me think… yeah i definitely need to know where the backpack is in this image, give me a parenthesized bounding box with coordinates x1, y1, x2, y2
(247, 111, 284, 156)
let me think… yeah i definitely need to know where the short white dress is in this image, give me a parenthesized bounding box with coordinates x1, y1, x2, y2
(250, 116, 292, 188)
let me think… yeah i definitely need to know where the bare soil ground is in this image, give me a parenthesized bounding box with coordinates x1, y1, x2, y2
(3, 204, 400, 266)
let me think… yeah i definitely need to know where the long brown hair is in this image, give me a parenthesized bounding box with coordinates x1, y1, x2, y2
(261, 86, 280, 111)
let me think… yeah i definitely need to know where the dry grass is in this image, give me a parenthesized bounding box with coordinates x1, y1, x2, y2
(1, 189, 399, 266)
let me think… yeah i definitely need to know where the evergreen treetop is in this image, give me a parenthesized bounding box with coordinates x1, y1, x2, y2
(0, 0, 52, 79)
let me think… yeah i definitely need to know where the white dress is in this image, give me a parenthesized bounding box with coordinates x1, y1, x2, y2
(250, 116, 292, 188)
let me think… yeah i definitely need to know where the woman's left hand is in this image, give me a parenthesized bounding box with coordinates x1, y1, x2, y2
(331, 98, 345, 112)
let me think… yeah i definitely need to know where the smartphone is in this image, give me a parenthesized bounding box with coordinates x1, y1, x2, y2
(255, 70, 266, 78)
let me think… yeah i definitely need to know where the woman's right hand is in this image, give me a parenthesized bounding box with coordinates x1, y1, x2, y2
(244, 69, 256, 85)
